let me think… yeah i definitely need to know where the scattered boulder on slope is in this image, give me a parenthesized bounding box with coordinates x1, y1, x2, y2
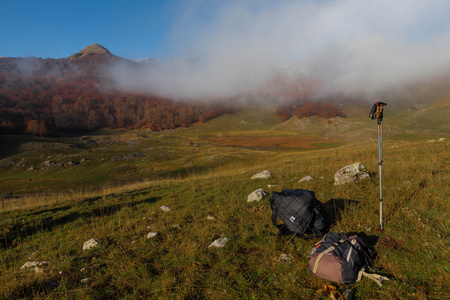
(298, 175, 314, 183)
(334, 162, 370, 185)
(80, 278, 90, 284)
(247, 188, 269, 202)
(251, 170, 273, 179)
(279, 253, 293, 263)
(20, 261, 49, 273)
(208, 237, 229, 248)
(83, 239, 99, 250)
(0, 158, 15, 167)
(160, 206, 171, 212)
(42, 160, 58, 169)
(147, 232, 159, 239)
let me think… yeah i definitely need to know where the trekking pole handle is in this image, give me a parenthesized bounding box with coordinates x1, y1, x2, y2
(369, 102, 387, 121)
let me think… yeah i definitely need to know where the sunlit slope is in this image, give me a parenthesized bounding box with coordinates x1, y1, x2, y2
(181, 103, 282, 135)
(1, 95, 448, 196)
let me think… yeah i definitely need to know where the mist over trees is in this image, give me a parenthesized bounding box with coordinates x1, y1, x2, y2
(0, 47, 346, 136)
(0, 53, 239, 135)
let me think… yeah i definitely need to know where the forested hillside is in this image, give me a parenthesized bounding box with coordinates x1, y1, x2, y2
(0, 47, 238, 135)
(0, 44, 348, 136)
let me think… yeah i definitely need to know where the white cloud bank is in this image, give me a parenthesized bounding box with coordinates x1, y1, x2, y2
(110, 0, 450, 99)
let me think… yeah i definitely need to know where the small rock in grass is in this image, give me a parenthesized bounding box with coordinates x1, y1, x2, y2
(334, 162, 370, 185)
(298, 175, 314, 183)
(83, 239, 99, 251)
(279, 253, 292, 263)
(247, 188, 269, 202)
(21, 261, 49, 273)
(251, 170, 273, 179)
(208, 237, 229, 248)
(160, 206, 171, 212)
(80, 278, 90, 284)
(147, 232, 159, 239)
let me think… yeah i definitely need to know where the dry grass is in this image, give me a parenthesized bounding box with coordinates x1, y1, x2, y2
(1, 98, 449, 299)
(1, 135, 448, 299)
(206, 135, 337, 149)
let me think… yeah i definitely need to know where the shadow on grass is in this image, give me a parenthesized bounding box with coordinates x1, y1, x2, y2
(320, 199, 381, 262)
(346, 231, 380, 249)
(4, 278, 60, 300)
(0, 134, 88, 160)
(25, 205, 73, 216)
(322, 198, 359, 226)
(1, 196, 160, 249)
(0, 135, 39, 160)
(346, 231, 380, 262)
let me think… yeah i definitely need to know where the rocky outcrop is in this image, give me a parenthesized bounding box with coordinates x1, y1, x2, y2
(83, 239, 99, 250)
(247, 188, 269, 202)
(334, 162, 370, 185)
(251, 170, 273, 179)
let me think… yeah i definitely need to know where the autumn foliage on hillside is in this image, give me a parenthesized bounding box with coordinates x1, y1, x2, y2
(0, 55, 238, 135)
(0, 48, 347, 136)
(266, 74, 346, 121)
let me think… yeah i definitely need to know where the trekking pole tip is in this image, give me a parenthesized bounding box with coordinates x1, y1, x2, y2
(375, 226, 384, 232)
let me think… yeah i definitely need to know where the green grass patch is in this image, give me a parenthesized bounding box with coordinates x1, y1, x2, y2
(1, 102, 449, 298)
(1, 137, 449, 298)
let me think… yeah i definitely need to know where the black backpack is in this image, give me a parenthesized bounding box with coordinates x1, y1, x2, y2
(269, 189, 328, 238)
(309, 232, 389, 286)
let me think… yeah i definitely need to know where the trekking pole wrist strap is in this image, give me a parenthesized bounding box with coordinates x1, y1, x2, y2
(357, 268, 389, 287)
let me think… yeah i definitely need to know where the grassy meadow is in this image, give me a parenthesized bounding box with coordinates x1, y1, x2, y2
(0, 102, 449, 299)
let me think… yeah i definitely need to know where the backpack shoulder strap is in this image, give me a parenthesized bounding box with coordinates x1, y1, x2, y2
(312, 238, 347, 273)
(312, 244, 336, 274)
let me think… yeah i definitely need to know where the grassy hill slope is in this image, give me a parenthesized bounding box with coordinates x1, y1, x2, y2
(0, 98, 449, 299)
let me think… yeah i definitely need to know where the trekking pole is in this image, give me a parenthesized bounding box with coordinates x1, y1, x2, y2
(369, 102, 387, 230)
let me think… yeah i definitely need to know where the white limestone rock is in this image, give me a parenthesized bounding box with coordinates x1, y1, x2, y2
(279, 253, 293, 263)
(83, 239, 99, 250)
(20, 261, 49, 273)
(251, 170, 273, 180)
(160, 206, 171, 212)
(208, 237, 229, 248)
(247, 188, 269, 202)
(298, 175, 314, 183)
(334, 162, 370, 185)
(147, 232, 159, 239)
(80, 278, 90, 284)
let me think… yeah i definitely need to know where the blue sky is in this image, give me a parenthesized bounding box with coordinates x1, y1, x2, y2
(2, 0, 450, 60)
(1, 0, 180, 59)
(3, 0, 450, 98)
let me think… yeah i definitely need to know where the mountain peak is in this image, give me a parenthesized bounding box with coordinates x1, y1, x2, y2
(68, 43, 111, 59)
